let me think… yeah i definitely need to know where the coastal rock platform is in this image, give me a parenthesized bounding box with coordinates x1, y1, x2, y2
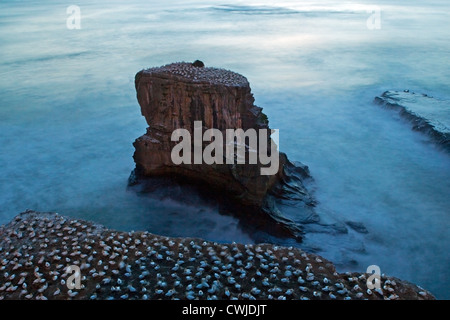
(374, 90, 450, 152)
(0, 211, 434, 300)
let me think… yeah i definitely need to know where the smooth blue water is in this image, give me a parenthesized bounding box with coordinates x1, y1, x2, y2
(0, 0, 449, 298)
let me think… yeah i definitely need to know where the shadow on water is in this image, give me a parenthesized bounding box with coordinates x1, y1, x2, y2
(127, 172, 302, 245)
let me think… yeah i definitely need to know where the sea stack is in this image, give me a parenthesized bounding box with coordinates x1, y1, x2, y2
(131, 62, 315, 240)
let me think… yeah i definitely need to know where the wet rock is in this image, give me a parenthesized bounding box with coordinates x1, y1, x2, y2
(345, 221, 368, 234)
(374, 90, 450, 152)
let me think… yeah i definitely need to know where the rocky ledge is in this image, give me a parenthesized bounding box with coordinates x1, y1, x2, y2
(374, 90, 450, 152)
(131, 62, 316, 240)
(0, 211, 434, 300)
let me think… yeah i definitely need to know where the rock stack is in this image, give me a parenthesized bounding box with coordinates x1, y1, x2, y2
(131, 62, 315, 240)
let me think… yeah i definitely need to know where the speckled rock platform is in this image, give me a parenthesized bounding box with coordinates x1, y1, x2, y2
(141, 62, 249, 87)
(0, 211, 435, 300)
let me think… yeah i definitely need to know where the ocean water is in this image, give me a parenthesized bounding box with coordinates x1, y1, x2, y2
(0, 0, 449, 298)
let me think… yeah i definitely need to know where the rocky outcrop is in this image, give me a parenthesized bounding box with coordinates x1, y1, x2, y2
(374, 90, 450, 152)
(131, 62, 316, 240)
(0, 211, 436, 300)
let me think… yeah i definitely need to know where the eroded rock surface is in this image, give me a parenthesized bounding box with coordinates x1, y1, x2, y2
(374, 90, 450, 152)
(131, 62, 316, 240)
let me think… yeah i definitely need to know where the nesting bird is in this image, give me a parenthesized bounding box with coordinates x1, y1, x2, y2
(0, 211, 435, 300)
(142, 62, 248, 87)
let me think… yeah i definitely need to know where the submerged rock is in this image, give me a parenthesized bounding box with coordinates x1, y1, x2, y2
(131, 62, 316, 240)
(374, 90, 450, 152)
(0, 211, 435, 300)
(345, 221, 368, 234)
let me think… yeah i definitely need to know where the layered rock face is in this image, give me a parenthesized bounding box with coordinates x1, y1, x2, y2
(131, 62, 313, 239)
(374, 90, 450, 152)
